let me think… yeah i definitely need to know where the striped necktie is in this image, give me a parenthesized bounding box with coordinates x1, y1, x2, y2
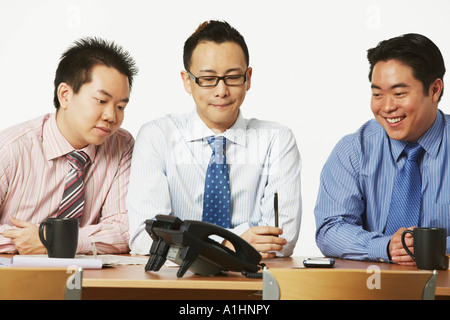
(58, 151, 89, 219)
(385, 143, 424, 235)
(202, 136, 231, 228)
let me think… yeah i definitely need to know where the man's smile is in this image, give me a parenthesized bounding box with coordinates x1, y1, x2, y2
(386, 116, 406, 124)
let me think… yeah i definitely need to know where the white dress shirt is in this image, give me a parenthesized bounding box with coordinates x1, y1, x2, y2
(127, 110, 302, 256)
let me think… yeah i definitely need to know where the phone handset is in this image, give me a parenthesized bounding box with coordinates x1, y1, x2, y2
(182, 220, 261, 263)
(145, 215, 264, 278)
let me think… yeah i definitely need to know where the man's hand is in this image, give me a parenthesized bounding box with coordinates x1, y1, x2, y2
(388, 227, 416, 266)
(223, 226, 287, 259)
(2, 216, 47, 254)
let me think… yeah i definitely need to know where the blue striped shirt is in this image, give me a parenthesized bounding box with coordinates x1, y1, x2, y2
(127, 110, 302, 256)
(315, 110, 450, 262)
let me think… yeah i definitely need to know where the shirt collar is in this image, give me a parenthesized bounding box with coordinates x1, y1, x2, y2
(43, 113, 96, 162)
(389, 110, 444, 161)
(418, 109, 445, 158)
(185, 109, 247, 147)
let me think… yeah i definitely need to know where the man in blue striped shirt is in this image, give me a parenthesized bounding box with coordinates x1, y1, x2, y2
(315, 33, 449, 265)
(127, 21, 302, 258)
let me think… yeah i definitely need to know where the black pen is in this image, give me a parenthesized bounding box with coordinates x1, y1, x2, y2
(274, 191, 279, 228)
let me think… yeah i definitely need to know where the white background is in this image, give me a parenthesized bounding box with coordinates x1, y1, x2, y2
(1, 0, 449, 257)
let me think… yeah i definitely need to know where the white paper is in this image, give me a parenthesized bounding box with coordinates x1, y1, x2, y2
(11, 255, 102, 269)
(85, 254, 147, 266)
(0, 257, 11, 267)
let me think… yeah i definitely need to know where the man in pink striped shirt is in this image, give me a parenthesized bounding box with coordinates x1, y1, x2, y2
(0, 37, 138, 254)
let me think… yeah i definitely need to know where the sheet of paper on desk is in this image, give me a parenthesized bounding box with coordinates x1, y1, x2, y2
(0, 255, 147, 269)
(9, 255, 102, 269)
(87, 255, 148, 266)
(0, 257, 11, 267)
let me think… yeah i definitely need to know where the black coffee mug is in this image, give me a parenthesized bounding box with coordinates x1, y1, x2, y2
(401, 227, 448, 270)
(39, 218, 79, 258)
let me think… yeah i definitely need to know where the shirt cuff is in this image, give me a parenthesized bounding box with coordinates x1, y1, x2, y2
(368, 235, 391, 263)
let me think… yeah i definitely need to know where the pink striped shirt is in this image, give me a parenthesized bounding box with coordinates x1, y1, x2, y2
(0, 113, 134, 254)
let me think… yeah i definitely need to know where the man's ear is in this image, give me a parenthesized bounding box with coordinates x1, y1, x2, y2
(57, 82, 73, 109)
(430, 78, 443, 103)
(180, 71, 193, 95)
(245, 67, 253, 92)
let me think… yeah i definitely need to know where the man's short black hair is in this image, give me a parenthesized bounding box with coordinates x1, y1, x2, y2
(367, 33, 445, 101)
(183, 20, 249, 71)
(53, 37, 138, 109)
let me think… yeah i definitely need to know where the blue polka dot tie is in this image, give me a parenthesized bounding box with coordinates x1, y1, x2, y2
(385, 143, 424, 235)
(202, 136, 231, 228)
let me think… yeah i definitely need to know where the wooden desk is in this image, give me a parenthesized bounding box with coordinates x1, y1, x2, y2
(81, 256, 450, 300)
(82, 260, 263, 300)
(331, 257, 450, 298)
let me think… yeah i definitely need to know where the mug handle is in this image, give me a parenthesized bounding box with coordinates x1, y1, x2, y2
(38, 221, 53, 254)
(401, 229, 415, 261)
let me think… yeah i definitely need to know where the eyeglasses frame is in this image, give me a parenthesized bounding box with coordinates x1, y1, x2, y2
(187, 70, 248, 87)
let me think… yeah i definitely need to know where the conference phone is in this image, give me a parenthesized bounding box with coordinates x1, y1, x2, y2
(144, 215, 264, 278)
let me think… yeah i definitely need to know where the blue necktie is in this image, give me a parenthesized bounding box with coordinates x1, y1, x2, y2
(385, 143, 424, 235)
(202, 136, 231, 228)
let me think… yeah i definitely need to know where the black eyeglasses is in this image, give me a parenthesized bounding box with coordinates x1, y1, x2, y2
(187, 71, 247, 87)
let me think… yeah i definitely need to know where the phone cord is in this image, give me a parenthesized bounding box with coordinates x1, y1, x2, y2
(242, 263, 266, 279)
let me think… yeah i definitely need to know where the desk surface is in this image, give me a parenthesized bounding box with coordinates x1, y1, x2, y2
(82, 255, 450, 298)
(2, 254, 448, 299)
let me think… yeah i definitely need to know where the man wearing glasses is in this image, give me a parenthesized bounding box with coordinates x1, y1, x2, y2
(127, 20, 302, 258)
